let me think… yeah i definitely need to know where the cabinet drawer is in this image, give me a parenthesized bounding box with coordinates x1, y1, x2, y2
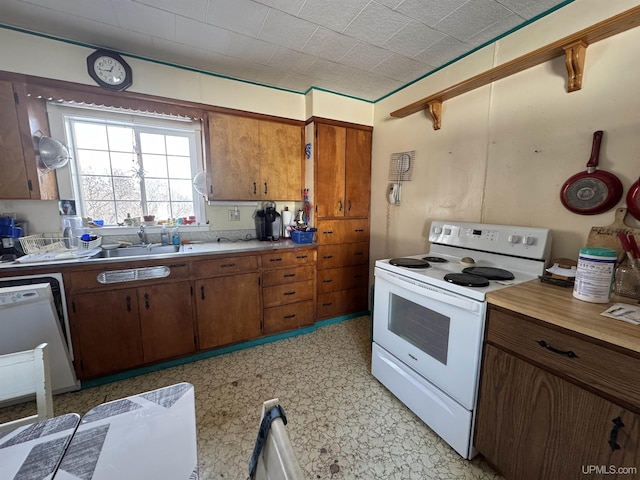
(262, 249, 315, 268)
(317, 265, 368, 294)
(263, 300, 315, 334)
(263, 265, 314, 287)
(263, 280, 314, 308)
(68, 261, 190, 290)
(487, 308, 640, 408)
(192, 255, 259, 277)
(317, 242, 369, 270)
(316, 219, 369, 244)
(317, 286, 368, 320)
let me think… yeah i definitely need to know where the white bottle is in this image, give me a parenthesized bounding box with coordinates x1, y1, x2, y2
(160, 224, 169, 245)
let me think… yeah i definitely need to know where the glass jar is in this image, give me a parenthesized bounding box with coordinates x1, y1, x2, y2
(614, 265, 640, 299)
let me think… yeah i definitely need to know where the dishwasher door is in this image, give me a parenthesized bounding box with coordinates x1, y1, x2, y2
(0, 283, 79, 396)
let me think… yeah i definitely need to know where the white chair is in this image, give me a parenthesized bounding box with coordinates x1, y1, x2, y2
(249, 398, 305, 480)
(0, 343, 54, 432)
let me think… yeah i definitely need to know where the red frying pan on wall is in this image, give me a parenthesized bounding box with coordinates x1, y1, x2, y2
(627, 176, 640, 220)
(560, 131, 623, 215)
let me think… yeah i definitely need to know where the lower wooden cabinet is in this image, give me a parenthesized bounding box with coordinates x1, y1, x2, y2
(475, 306, 640, 479)
(195, 272, 262, 349)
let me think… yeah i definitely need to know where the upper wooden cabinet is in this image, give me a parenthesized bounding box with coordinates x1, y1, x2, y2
(315, 122, 372, 219)
(207, 111, 303, 201)
(0, 80, 58, 200)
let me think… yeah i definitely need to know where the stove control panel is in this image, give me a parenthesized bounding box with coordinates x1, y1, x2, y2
(429, 221, 552, 260)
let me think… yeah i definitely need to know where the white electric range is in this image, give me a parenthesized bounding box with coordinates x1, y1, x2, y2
(372, 220, 552, 459)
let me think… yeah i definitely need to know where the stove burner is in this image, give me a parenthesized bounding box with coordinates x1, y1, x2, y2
(462, 266, 515, 280)
(422, 256, 448, 263)
(444, 273, 490, 287)
(389, 258, 431, 269)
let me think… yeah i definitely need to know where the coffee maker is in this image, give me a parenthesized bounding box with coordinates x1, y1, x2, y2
(254, 202, 281, 241)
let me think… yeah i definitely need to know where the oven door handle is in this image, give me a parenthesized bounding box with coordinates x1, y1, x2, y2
(376, 269, 483, 314)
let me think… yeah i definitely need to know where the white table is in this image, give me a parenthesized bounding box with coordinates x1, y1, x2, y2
(0, 413, 80, 480)
(53, 382, 198, 480)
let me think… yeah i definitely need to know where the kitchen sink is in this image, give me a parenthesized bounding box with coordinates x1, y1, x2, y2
(95, 244, 181, 258)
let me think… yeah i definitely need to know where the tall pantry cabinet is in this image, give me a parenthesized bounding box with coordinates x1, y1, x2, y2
(313, 119, 372, 320)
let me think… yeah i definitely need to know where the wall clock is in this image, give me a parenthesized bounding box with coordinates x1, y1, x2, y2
(86, 49, 132, 91)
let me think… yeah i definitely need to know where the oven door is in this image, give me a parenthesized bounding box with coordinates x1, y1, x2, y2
(373, 267, 486, 410)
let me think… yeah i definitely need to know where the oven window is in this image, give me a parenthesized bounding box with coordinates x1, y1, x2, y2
(388, 294, 450, 365)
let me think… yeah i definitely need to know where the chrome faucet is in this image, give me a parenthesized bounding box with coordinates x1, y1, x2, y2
(138, 225, 148, 244)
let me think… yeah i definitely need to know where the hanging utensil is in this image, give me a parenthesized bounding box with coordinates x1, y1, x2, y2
(626, 176, 640, 221)
(560, 131, 623, 215)
(38, 135, 71, 171)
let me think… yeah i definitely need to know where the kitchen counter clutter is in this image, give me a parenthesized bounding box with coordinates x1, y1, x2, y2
(477, 279, 640, 480)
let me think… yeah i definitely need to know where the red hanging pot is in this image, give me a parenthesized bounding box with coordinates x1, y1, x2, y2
(626, 176, 640, 220)
(560, 131, 623, 215)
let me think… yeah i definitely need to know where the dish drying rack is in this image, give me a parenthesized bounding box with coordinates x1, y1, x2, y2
(18, 233, 102, 254)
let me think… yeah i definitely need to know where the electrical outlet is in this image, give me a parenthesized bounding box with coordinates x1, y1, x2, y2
(228, 209, 240, 221)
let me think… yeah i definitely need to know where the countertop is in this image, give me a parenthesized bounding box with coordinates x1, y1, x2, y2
(0, 239, 313, 270)
(487, 280, 640, 355)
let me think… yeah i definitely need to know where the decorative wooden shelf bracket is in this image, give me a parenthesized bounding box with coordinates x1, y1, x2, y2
(427, 100, 442, 130)
(563, 40, 588, 92)
(390, 5, 640, 126)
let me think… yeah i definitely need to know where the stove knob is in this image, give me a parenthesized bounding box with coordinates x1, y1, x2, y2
(433, 226, 442, 234)
(443, 228, 452, 235)
(522, 235, 534, 245)
(508, 234, 520, 243)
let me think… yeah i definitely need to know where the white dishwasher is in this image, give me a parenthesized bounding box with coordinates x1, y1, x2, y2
(0, 283, 79, 398)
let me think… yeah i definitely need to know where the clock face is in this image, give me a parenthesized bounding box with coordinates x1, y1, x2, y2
(93, 55, 127, 85)
(87, 49, 132, 91)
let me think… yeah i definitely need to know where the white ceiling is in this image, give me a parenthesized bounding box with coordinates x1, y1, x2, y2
(0, 0, 572, 102)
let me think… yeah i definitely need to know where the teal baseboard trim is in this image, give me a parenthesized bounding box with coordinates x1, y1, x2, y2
(315, 311, 370, 328)
(81, 312, 370, 389)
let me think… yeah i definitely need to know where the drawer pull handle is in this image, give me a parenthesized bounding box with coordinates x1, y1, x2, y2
(283, 291, 296, 296)
(355, 229, 364, 232)
(201, 285, 205, 300)
(284, 273, 296, 278)
(608, 416, 625, 451)
(537, 340, 578, 358)
(296, 255, 308, 259)
(284, 314, 296, 319)
(322, 302, 333, 306)
(126, 295, 132, 312)
(323, 255, 333, 259)
(144, 292, 150, 310)
(221, 263, 236, 268)
(270, 258, 282, 262)
(323, 231, 333, 235)
(354, 252, 364, 255)
(322, 279, 333, 283)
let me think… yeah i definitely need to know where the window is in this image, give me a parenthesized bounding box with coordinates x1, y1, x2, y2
(48, 105, 204, 225)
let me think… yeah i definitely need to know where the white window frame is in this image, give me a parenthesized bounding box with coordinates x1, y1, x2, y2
(47, 103, 205, 225)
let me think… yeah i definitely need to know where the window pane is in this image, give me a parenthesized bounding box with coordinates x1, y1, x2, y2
(140, 133, 166, 154)
(107, 125, 134, 152)
(113, 176, 141, 200)
(74, 123, 108, 149)
(167, 156, 192, 178)
(81, 175, 114, 201)
(116, 202, 143, 222)
(145, 178, 169, 201)
(77, 150, 111, 175)
(169, 179, 193, 201)
(142, 153, 168, 177)
(172, 202, 193, 219)
(111, 152, 135, 176)
(166, 136, 189, 156)
(147, 202, 170, 220)
(85, 201, 117, 225)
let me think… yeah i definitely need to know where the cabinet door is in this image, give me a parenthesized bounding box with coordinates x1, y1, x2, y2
(259, 121, 302, 200)
(344, 128, 371, 218)
(0, 80, 30, 199)
(475, 344, 640, 480)
(315, 123, 346, 218)
(138, 281, 195, 363)
(72, 289, 144, 378)
(208, 112, 260, 200)
(196, 273, 261, 349)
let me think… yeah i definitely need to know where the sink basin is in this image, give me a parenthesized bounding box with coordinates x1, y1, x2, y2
(95, 244, 180, 258)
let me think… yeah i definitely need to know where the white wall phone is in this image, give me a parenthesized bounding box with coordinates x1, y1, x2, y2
(387, 151, 414, 205)
(388, 183, 401, 204)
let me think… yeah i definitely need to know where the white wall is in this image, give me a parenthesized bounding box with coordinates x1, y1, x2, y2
(372, 0, 640, 264)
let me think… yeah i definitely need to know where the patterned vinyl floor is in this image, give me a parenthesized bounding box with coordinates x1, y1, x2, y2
(1, 316, 503, 479)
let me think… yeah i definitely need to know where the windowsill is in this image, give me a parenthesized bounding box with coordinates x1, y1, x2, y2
(88, 224, 210, 235)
